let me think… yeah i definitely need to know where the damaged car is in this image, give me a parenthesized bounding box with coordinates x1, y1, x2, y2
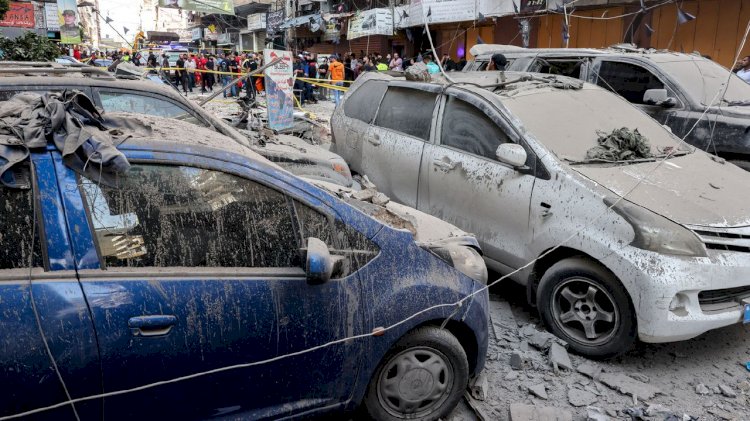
(0, 91, 488, 420)
(0, 61, 355, 187)
(332, 71, 750, 358)
(466, 44, 750, 170)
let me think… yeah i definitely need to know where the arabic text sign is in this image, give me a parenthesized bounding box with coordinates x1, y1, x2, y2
(266, 10, 285, 37)
(159, 0, 235, 15)
(0, 2, 35, 28)
(347, 9, 392, 40)
(247, 13, 266, 31)
(407, 0, 476, 26)
(263, 49, 294, 131)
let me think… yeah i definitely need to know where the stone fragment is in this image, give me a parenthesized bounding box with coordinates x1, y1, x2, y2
(371, 192, 390, 206)
(505, 370, 520, 381)
(470, 372, 488, 401)
(598, 373, 661, 400)
(352, 189, 375, 201)
(718, 384, 737, 398)
(577, 363, 602, 379)
(568, 388, 598, 407)
(528, 383, 548, 400)
(645, 403, 673, 417)
(510, 351, 526, 370)
(738, 380, 750, 393)
(509, 403, 573, 421)
(585, 406, 611, 421)
(548, 342, 573, 371)
(629, 373, 649, 383)
(695, 383, 712, 395)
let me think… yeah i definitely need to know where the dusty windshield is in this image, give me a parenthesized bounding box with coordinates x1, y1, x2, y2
(503, 87, 689, 163)
(657, 57, 750, 105)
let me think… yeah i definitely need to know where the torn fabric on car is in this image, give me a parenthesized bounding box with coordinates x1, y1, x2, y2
(586, 127, 653, 162)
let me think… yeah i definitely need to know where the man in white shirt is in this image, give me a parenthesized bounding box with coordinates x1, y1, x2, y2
(734, 56, 750, 83)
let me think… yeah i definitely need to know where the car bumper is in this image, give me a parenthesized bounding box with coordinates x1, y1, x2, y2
(605, 248, 750, 343)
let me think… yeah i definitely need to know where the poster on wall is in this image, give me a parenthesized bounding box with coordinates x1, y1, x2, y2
(263, 49, 294, 131)
(0, 2, 35, 28)
(45, 4, 60, 31)
(266, 10, 285, 38)
(57, 0, 81, 44)
(406, 0, 476, 27)
(159, 0, 235, 15)
(347, 9, 392, 40)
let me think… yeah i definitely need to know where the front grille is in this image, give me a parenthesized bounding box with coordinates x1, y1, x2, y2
(699, 286, 750, 305)
(689, 225, 750, 254)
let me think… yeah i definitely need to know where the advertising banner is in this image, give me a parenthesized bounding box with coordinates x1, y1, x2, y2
(247, 13, 266, 32)
(263, 49, 294, 131)
(402, 0, 476, 27)
(45, 4, 59, 31)
(266, 10, 285, 37)
(204, 26, 218, 41)
(159, 0, 235, 15)
(0, 2, 35, 28)
(521, 0, 547, 13)
(57, 0, 81, 44)
(346, 9, 392, 40)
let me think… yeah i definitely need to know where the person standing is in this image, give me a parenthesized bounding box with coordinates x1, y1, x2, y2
(227, 53, 240, 97)
(161, 53, 171, 83)
(329, 55, 345, 106)
(318, 57, 330, 100)
(186, 55, 196, 92)
(389, 52, 403, 71)
(175, 54, 188, 94)
(206, 55, 216, 92)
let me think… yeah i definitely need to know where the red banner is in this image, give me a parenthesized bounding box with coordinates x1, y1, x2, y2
(0, 2, 35, 29)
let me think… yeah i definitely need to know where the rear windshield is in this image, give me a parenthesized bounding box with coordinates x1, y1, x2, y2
(657, 57, 750, 105)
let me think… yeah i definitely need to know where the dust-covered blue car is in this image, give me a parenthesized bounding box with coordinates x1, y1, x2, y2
(0, 100, 488, 421)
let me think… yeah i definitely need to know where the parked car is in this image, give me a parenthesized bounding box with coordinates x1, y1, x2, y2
(55, 55, 81, 65)
(92, 58, 114, 68)
(0, 61, 354, 188)
(466, 44, 750, 170)
(0, 110, 488, 421)
(332, 71, 750, 358)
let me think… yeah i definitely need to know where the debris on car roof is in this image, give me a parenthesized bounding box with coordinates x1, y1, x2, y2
(0, 61, 115, 80)
(586, 128, 653, 162)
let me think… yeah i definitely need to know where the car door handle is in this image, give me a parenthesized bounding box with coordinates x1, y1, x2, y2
(128, 315, 177, 337)
(432, 158, 457, 172)
(368, 133, 381, 146)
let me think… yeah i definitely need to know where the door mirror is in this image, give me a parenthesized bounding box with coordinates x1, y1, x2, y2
(643, 89, 677, 108)
(496, 144, 528, 168)
(305, 237, 333, 284)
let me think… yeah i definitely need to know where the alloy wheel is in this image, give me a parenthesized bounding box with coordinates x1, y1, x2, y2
(551, 278, 620, 346)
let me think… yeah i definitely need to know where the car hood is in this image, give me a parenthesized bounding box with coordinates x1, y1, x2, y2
(572, 152, 750, 227)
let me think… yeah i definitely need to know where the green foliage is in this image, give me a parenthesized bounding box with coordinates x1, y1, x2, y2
(0, 31, 61, 62)
(0, 0, 9, 22)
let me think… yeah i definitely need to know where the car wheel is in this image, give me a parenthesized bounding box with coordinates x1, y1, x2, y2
(729, 160, 750, 172)
(364, 327, 468, 421)
(537, 257, 636, 359)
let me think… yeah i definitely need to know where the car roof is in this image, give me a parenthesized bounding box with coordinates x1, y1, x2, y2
(471, 44, 705, 63)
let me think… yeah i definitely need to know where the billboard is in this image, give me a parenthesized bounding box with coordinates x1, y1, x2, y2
(57, 0, 81, 44)
(45, 4, 59, 31)
(266, 10, 285, 38)
(347, 9, 392, 40)
(401, 0, 476, 27)
(263, 49, 294, 131)
(159, 0, 235, 15)
(247, 13, 266, 32)
(0, 2, 35, 29)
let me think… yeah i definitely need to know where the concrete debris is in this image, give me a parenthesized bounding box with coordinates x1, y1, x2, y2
(470, 372, 489, 401)
(510, 351, 528, 370)
(622, 406, 645, 420)
(505, 370, 520, 381)
(577, 363, 602, 379)
(707, 408, 736, 421)
(718, 384, 737, 398)
(644, 403, 673, 417)
(351, 189, 376, 201)
(522, 327, 564, 351)
(567, 388, 598, 407)
(628, 373, 649, 383)
(527, 383, 548, 400)
(738, 380, 750, 393)
(694, 383, 712, 395)
(489, 300, 517, 342)
(585, 406, 611, 421)
(371, 192, 390, 206)
(509, 403, 572, 421)
(548, 343, 573, 371)
(598, 373, 661, 400)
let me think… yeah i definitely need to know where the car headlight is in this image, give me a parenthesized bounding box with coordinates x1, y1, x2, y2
(429, 246, 489, 284)
(606, 198, 707, 257)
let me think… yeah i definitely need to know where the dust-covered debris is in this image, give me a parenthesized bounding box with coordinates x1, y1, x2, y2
(585, 406, 610, 421)
(695, 383, 712, 395)
(597, 373, 661, 400)
(528, 383, 548, 400)
(509, 403, 572, 421)
(567, 388, 598, 407)
(718, 384, 737, 398)
(548, 343, 573, 372)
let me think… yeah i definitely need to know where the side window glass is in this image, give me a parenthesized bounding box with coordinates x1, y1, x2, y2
(98, 91, 207, 126)
(440, 96, 511, 160)
(344, 80, 387, 123)
(0, 183, 43, 269)
(595, 61, 664, 104)
(374, 87, 437, 141)
(534, 59, 582, 78)
(80, 165, 301, 269)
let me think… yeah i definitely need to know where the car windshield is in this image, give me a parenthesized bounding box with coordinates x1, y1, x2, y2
(502, 87, 690, 163)
(657, 57, 750, 105)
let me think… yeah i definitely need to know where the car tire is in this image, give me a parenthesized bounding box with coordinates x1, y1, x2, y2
(729, 160, 750, 172)
(537, 257, 636, 359)
(363, 326, 469, 421)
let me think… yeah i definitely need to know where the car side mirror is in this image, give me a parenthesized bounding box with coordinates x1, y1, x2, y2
(496, 143, 528, 168)
(643, 89, 677, 108)
(305, 237, 333, 284)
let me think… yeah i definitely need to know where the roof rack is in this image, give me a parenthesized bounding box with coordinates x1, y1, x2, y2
(0, 61, 115, 80)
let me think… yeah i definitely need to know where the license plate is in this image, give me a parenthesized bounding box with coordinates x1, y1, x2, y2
(744, 304, 750, 324)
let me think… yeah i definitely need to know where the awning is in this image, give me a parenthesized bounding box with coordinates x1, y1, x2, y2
(147, 31, 180, 42)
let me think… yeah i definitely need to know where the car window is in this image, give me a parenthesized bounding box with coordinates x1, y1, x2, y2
(440, 96, 511, 160)
(594, 61, 664, 105)
(0, 183, 43, 269)
(532, 59, 583, 78)
(344, 80, 387, 123)
(374, 87, 437, 141)
(98, 91, 207, 126)
(79, 165, 302, 269)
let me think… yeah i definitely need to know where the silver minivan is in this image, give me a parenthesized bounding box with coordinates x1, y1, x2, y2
(331, 71, 750, 358)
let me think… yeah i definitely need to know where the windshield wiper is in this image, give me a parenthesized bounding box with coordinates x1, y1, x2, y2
(565, 150, 693, 166)
(722, 99, 750, 106)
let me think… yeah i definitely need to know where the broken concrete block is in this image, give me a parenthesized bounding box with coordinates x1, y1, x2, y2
(519, 323, 538, 337)
(371, 192, 390, 206)
(549, 342, 573, 371)
(505, 370, 520, 381)
(645, 403, 673, 417)
(470, 371, 488, 401)
(598, 373, 661, 400)
(351, 189, 376, 201)
(695, 383, 712, 395)
(568, 388, 598, 407)
(577, 363, 602, 379)
(738, 380, 750, 393)
(528, 383, 548, 400)
(629, 373, 649, 383)
(509, 403, 572, 421)
(510, 351, 527, 370)
(718, 384, 737, 398)
(585, 406, 611, 421)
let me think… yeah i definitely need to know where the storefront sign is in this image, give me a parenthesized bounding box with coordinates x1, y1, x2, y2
(0, 2, 35, 28)
(266, 10, 285, 37)
(247, 13, 266, 31)
(263, 49, 294, 130)
(322, 19, 340, 42)
(192, 27, 203, 41)
(57, 0, 81, 44)
(347, 8, 392, 40)
(159, 0, 235, 16)
(45, 4, 60, 31)
(405, 0, 476, 27)
(204, 26, 218, 41)
(521, 0, 547, 13)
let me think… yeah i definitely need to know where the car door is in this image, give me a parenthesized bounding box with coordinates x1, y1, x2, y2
(0, 155, 102, 421)
(91, 87, 209, 126)
(363, 84, 440, 208)
(333, 79, 388, 173)
(56, 153, 361, 420)
(419, 90, 537, 272)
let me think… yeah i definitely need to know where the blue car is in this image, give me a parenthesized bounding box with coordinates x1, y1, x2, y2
(0, 116, 488, 420)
